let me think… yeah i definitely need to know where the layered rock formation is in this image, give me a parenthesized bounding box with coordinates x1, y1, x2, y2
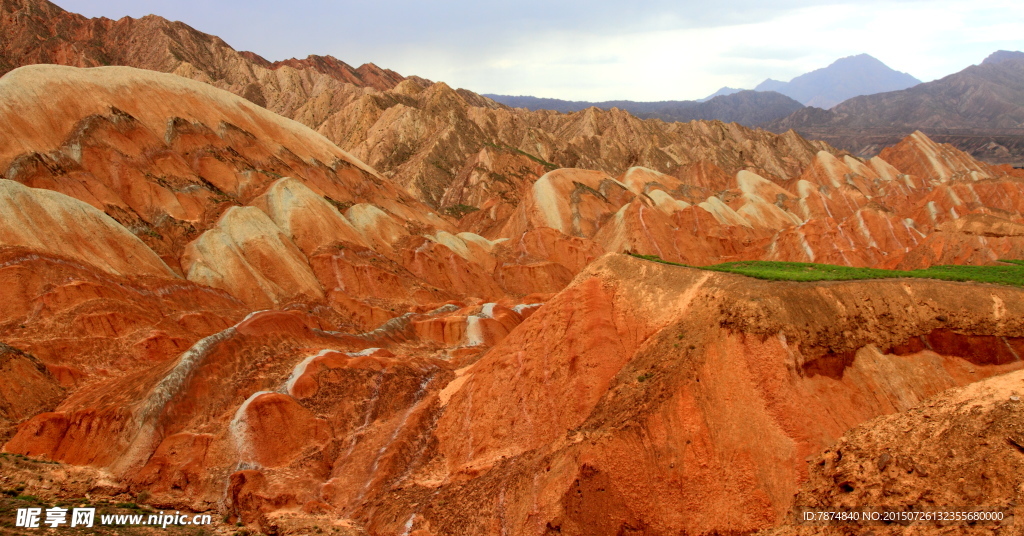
(0, 64, 589, 476)
(458, 131, 1024, 270)
(8, 253, 1024, 535)
(16, 63, 1001, 319)
(406, 254, 1024, 535)
(0, 0, 835, 211)
(0, 178, 175, 278)
(0, 343, 64, 443)
(4, 5, 1024, 535)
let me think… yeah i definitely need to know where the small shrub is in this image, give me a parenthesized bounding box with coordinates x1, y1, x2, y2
(442, 204, 479, 218)
(324, 196, 353, 212)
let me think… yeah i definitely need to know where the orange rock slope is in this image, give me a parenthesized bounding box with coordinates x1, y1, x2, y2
(7, 252, 1024, 535)
(2, 60, 1024, 536)
(767, 368, 1024, 536)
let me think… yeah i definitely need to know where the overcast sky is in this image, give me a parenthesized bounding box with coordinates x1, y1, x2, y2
(58, 0, 1024, 101)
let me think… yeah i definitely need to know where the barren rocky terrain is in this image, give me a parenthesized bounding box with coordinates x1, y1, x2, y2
(2, 1, 1024, 535)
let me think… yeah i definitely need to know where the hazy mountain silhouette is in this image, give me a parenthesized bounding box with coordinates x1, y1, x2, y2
(484, 90, 804, 126)
(698, 86, 743, 102)
(755, 54, 921, 109)
(769, 50, 1024, 165)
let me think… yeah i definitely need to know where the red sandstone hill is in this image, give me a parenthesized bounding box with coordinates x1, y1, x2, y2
(6, 250, 1024, 535)
(0, 63, 1023, 536)
(0, 0, 406, 93)
(3, 4, 1024, 536)
(0, 0, 840, 210)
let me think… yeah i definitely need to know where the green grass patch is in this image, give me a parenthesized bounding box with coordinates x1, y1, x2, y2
(627, 254, 1024, 287)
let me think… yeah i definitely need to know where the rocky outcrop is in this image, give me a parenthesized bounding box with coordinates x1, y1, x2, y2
(475, 131, 1024, 270)
(0, 63, 429, 276)
(341, 94, 833, 210)
(0, 343, 64, 443)
(0, 179, 175, 278)
(182, 206, 325, 309)
(403, 254, 1024, 535)
(879, 131, 993, 182)
(250, 178, 369, 255)
(767, 368, 1024, 536)
(0, 65, 519, 311)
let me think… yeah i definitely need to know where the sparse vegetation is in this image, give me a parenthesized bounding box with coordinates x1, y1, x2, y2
(442, 204, 480, 218)
(628, 253, 1024, 287)
(135, 490, 150, 504)
(430, 160, 455, 176)
(245, 168, 284, 179)
(324, 196, 353, 213)
(483, 142, 558, 170)
(1, 484, 25, 497)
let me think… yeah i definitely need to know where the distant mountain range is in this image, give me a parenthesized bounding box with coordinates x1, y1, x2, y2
(489, 52, 1024, 166)
(488, 54, 920, 127)
(697, 87, 743, 102)
(755, 54, 921, 109)
(768, 50, 1024, 165)
(484, 90, 804, 126)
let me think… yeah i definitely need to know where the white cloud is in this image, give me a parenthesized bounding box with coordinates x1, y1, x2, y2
(392, 0, 1024, 100)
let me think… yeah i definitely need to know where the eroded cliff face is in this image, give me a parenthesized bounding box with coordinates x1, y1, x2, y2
(360, 254, 1024, 535)
(765, 368, 1024, 536)
(7, 253, 1024, 535)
